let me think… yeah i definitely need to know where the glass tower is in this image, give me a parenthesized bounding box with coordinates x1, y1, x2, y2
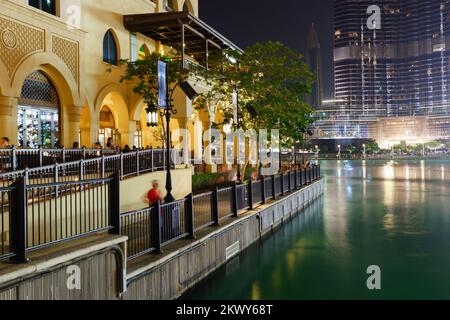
(314, 0, 450, 146)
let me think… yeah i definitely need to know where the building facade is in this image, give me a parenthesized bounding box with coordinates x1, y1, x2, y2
(0, 0, 234, 153)
(306, 23, 323, 110)
(314, 0, 450, 148)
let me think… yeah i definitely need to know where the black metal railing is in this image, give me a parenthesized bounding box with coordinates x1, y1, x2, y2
(120, 207, 155, 260)
(192, 192, 214, 231)
(0, 163, 321, 263)
(121, 165, 321, 261)
(1, 173, 120, 262)
(0, 148, 183, 187)
(0, 186, 13, 261)
(0, 148, 118, 172)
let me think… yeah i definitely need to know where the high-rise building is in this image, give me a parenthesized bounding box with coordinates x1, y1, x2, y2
(306, 23, 323, 110)
(314, 0, 450, 148)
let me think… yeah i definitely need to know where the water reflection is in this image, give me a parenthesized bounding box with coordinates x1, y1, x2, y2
(184, 160, 450, 300)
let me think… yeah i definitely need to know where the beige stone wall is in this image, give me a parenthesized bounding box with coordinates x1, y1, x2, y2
(0, 0, 199, 149)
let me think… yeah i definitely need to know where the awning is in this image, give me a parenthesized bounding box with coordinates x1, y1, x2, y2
(124, 11, 242, 68)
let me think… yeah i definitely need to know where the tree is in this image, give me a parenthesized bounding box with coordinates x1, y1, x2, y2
(347, 146, 356, 155)
(197, 41, 314, 146)
(365, 140, 380, 154)
(116, 52, 195, 146)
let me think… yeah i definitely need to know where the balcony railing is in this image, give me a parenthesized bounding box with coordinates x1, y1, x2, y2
(0, 148, 183, 187)
(0, 148, 118, 171)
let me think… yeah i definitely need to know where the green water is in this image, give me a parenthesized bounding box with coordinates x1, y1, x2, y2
(182, 160, 450, 300)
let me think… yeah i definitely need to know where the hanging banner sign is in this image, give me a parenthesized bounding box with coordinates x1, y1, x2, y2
(158, 60, 168, 109)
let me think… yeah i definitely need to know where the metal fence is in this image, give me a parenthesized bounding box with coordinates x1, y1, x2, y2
(0, 148, 118, 172)
(0, 164, 321, 263)
(121, 165, 321, 261)
(0, 148, 183, 187)
(0, 187, 13, 261)
(1, 173, 120, 262)
(120, 207, 155, 260)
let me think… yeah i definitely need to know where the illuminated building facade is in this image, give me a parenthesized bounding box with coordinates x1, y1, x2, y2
(313, 0, 450, 148)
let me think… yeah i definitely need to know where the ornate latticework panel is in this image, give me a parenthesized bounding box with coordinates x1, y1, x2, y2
(0, 16, 44, 76)
(52, 35, 79, 84)
(19, 70, 60, 109)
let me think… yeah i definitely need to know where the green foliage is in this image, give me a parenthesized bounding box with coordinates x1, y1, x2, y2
(365, 140, 380, 154)
(425, 140, 442, 151)
(117, 52, 189, 107)
(197, 41, 315, 145)
(192, 173, 221, 192)
(346, 146, 356, 154)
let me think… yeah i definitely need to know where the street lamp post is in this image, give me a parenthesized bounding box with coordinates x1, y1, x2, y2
(362, 144, 366, 158)
(337, 145, 341, 159)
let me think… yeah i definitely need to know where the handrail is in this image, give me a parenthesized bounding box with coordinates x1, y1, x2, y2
(0, 147, 118, 171)
(121, 165, 322, 261)
(0, 148, 184, 186)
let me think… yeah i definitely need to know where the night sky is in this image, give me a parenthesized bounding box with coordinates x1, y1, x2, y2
(199, 0, 335, 99)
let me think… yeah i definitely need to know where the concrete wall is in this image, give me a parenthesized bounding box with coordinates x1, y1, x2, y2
(120, 167, 192, 212)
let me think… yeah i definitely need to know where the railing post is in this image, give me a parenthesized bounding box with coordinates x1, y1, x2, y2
(10, 177, 28, 263)
(318, 164, 321, 178)
(248, 181, 254, 210)
(38, 147, 43, 167)
(295, 170, 299, 189)
(272, 174, 276, 199)
(53, 164, 59, 183)
(185, 194, 195, 239)
(288, 172, 292, 192)
(152, 201, 163, 254)
(212, 187, 219, 226)
(101, 156, 105, 179)
(79, 159, 84, 181)
(136, 150, 140, 176)
(82, 147, 86, 160)
(261, 178, 266, 204)
(62, 147, 66, 164)
(151, 149, 154, 172)
(281, 173, 285, 196)
(11, 146, 17, 171)
(108, 171, 120, 235)
(120, 153, 124, 180)
(232, 183, 238, 218)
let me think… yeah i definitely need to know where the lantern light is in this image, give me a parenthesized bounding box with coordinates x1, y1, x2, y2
(146, 102, 159, 127)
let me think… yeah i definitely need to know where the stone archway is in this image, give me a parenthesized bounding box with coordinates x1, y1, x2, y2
(95, 84, 130, 148)
(8, 53, 81, 147)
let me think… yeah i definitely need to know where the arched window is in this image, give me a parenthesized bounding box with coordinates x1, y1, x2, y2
(103, 30, 118, 65)
(29, 0, 56, 15)
(138, 44, 150, 60)
(18, 71, 61, 148)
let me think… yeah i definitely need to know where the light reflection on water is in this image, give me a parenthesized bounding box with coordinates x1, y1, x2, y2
(183, 160, 450, 300)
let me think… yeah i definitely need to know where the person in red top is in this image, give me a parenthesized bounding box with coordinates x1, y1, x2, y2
(147, 180, 164, 206)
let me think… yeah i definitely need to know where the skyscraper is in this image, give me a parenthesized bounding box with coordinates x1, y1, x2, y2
(314, 0, 450, 147)
(306, 23, 324, 110)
